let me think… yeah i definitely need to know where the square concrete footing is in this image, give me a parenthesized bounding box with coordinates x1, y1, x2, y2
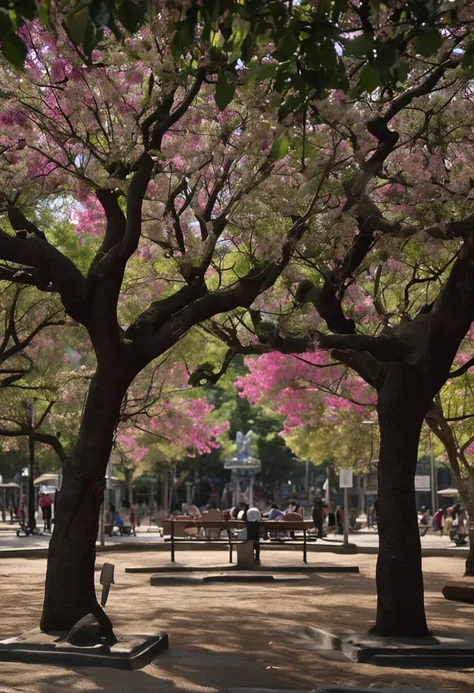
(313, 687, 449, 693)
(150, 571, 310, 585)
(229, 687, 448, 693)
(0, 628, 168, 669)
(305, 626, 474, 668)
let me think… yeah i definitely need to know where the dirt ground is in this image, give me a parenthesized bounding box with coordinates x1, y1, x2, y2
(0, 549, 473, 692)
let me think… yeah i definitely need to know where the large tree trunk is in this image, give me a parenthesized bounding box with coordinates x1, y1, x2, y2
(374, 363, 430, 636)
(41, 364, 133, 632)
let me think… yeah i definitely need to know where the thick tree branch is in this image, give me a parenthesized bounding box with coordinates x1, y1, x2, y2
(316, 331, 405, 362)
(450, 355, 474, 379)
(0, 427, 66, 461)
(0, 229, 87, 322)
(90, 190, 126, 270)
(131, 217, 309, 361)
(0, 315, 65, 364)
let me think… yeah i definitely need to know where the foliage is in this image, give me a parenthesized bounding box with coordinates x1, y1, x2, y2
(3, 0, 469, 121)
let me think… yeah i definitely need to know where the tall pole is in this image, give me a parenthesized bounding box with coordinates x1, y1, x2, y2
(343, 487, 349, 549)
(27, 400, 36, 530)
(429, 430, 436, 514)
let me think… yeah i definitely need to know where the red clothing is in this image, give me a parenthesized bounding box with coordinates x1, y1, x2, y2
(39, 495, 52, 508)
(433, 510, 443, 528)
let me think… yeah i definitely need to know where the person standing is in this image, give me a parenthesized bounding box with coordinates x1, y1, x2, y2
(39, 493, 52, 533)
(433, 507, 444, 535)
(335, 506, 344, 535)
(312, 497, 324, 539)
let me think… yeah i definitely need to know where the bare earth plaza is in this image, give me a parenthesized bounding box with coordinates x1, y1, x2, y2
(4, 2, 474, 693)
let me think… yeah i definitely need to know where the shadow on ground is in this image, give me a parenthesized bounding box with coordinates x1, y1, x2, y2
(0, 551, 473, 692)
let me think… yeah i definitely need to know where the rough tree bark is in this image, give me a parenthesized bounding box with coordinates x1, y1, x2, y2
(41, 364, 134, 632)
(375, 363, 431, 636)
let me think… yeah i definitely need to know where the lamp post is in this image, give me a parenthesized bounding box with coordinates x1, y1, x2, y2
(27, 400, 36, 531)
(362, 420, 377, 518)
(429, 429, 436, 514)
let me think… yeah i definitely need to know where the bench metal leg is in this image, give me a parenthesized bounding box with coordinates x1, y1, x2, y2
(171, 519, 175, 563)
(227, 529, 233, 563)
(303, 528, 307, 563)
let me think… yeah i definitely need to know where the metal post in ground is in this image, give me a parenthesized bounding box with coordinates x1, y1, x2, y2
(343, 487, 349, 550)
(27, 400, 36, 532)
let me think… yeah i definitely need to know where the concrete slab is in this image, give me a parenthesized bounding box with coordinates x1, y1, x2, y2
(230, 688, 448, 693)
(0, 628, 168, 669)
(304, 626, 474, 668)
(311, 684, 448, 693)
(127, 564, 360, 574)
(149, 571, 310, 585)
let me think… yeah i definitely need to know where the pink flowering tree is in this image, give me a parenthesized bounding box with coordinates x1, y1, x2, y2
(1, 9, 474, 642)
(198, 25, 474, 635)
(113, 391, 227, 498)
(0, 21, 325, 634)
(235, 351, 376, 466)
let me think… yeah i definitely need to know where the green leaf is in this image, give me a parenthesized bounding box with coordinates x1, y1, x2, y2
(215, 72, 235, 111)
(1, 29, 27, 68)
(373, 39, 397, 70)
(278, 94, 302, 120)
(269, 133, 289, 161)
(0, 8, 12, 37)
(344, 32, 374, 58)
(229, 16, 250, 60)
(66, 7, 89, 45)
(358, 64, 380, 92)
(462, 40, 474, 69)
(396, 61, 410, 83)
(415, 30, 442, 58)
(82, 20, 97, 58)
(89, 0, 111, 30)
(15, 0, 37, 21)
(258, 61, 278, 80)
(118, 0, 146, 34)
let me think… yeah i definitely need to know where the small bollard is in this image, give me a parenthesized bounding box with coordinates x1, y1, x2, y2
(100, 562, 115, 607)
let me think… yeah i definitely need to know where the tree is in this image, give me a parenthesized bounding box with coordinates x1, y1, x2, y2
(0, 21, 320, 633)
(2, 9, 474, 641)
(235, 350, 376, 468)
(200, 29, 474, 635)
(2, 0, 457, 110)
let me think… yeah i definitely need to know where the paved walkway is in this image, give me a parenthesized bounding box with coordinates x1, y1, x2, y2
(0, 524, 466, 555)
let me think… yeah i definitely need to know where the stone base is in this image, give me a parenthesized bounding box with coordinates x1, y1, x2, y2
(127, 564, 360, 574)
(150, 571, 309, 585)
(229, 687, 448, 693)
(0, 628, 168, 669)
(313, 687, 449, 693)
(305, 627, 474, 668)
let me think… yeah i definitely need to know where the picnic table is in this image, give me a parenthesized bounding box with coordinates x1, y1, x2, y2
(161, 518, 314, 565)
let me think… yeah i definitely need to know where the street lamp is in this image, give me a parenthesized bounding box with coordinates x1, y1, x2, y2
(362, 420, 377, 517)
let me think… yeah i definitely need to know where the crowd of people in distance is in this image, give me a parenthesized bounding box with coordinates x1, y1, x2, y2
(104, 499, 137, 536)
(419, 503, 468, 543)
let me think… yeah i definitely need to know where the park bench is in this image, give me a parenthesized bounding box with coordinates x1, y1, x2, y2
(162, 518, 314, 566)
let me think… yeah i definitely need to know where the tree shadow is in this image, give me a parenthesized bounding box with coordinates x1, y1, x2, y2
(1, 552, 473, 693)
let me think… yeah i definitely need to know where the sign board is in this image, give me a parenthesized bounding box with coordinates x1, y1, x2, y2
(339, 469, 353, 489)
(415, 475, 431, 491)
(365, 471, 378, 493)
